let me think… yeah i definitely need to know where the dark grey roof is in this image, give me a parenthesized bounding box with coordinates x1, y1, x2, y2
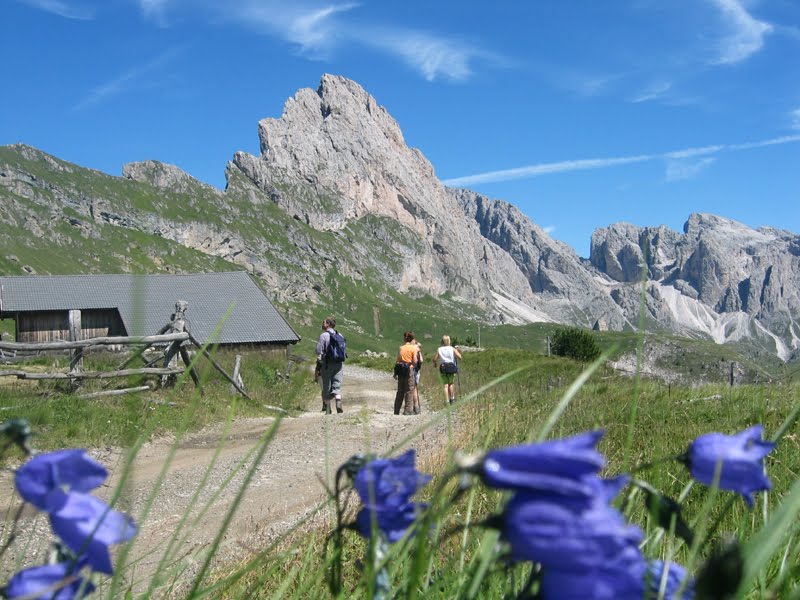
(0, 272, 300, 345)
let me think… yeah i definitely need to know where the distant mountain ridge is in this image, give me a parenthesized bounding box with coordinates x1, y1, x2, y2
(1, 74, 798, 360)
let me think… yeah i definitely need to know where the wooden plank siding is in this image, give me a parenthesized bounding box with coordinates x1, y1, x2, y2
(16, 309, 125, 343)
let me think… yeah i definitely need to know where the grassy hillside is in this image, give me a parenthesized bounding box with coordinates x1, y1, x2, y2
(1, 144, 795, 383)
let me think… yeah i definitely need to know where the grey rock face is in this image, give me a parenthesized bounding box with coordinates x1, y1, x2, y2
(3, 76, 798, 358)
(229, 74, 539, 315)
(590, 222, 681, 282)
(452, 187, 626, 328)
(591, 213, 800, 352)
(123, 160, 216, 195)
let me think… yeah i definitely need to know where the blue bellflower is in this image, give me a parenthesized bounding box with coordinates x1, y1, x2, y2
(540, 547, 646, 600)
(502, 488, 643, 569)
(688, 425, 775, 506)
(482, 430, 605, 504)
(647, 560, 694, 599)
(15, 449, 107, 512)
(353, 449, 430, 543)
(5, 561, 95, 600)
(49, 492, 137, 575)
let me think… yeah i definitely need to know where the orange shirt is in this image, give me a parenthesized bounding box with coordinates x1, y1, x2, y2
(397, 342, 418, 364)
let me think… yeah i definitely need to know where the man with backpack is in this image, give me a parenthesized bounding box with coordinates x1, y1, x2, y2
(314, 317, 346, 414)
(393, 331, 421, 415)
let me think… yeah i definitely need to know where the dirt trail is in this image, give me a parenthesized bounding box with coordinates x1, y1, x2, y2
(0, 365, 451, 596)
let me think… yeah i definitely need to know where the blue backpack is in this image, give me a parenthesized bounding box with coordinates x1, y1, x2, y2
(326, 330, 347, 363)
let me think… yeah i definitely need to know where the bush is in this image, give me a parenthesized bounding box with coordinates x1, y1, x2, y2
(551, 327, 601, 362)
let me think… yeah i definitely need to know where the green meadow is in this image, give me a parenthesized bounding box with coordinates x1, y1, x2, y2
(3, 331, 798, 598)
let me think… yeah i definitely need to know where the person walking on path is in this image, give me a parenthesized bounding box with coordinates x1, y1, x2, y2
(433, 335, 462, 406)
(393, 331, 421, 415)
(315, 317, 345, 414)
(412, 336, 423, 413)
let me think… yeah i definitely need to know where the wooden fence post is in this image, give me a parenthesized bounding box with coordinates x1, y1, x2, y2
(230, 354, 245, 395)
(68, 309, 83, 390)
(162, 300, 200, 388)
(68, 310, 82, 369)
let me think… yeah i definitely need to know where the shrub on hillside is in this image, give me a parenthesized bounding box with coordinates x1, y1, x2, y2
(551, 327, 601, 362)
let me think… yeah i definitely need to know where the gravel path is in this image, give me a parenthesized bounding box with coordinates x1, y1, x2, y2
(0, 365, 453, 597)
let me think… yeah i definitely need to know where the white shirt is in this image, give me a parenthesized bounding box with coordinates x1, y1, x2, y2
(437, 345, 456, 364)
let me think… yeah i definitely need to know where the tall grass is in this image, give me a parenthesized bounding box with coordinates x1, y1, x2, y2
(184, 348, 799, 598)
(0, 348, 313, 455)
(2, 342, 799, 597)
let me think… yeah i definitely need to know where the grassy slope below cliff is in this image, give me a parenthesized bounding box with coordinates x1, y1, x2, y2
(1, 144, 793, 381)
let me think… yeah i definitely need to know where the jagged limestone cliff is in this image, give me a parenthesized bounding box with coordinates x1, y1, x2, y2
(1, 74, 798, 359)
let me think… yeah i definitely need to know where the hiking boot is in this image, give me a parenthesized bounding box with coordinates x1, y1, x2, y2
(336, 401, 343, 414)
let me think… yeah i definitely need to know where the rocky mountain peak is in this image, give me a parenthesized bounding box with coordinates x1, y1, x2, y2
(3, 74, 798, 360)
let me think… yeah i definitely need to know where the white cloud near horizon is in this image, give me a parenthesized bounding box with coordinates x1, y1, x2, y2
(72, 47, 182, 111)
(441, 134, 800, 187)
(709, 0, 773, 64)
(19, 0, 95, 19)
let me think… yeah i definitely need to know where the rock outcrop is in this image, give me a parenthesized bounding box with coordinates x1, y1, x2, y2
(590, 214, 800, 359)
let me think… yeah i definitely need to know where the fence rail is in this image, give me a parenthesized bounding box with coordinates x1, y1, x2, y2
(0, 332, 189, 352)
(0, 302, 252, 400)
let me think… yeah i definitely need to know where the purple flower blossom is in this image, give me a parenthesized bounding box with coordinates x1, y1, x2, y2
(355, 501, 422, 543)
(502, 488, 643, 569)
(353, 449, 430, 543)
(15, 449, 107, 512)
(540, 546, 646, 599)
(5, 561, 95, 600)
(688, 425, 775, 506)
(482, 430, 605, 503)
(49, 492, 137, 574)
(647, 560, 694, 599)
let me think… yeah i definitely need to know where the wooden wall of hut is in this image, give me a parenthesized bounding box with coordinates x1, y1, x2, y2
(16, 309, 125, 343)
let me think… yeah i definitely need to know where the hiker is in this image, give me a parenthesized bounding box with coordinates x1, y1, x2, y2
(433, 335, 462, 405)
(314, 317, 345, 414)
(393, 331, 421, 415)
(412, 336, 423, 412)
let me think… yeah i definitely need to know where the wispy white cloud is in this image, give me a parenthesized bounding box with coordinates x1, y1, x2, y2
(542, 225, 556, 235)
(356, 28, 491, 82)
(663, 144, 725, 159)
(442, 134, 800, 187)
(791, 108, 800, 130)
(139, 0, 171, 27)
(227, 2, 357, 58)
(19, 0, 95, 19)
(631, 81, 672, 104)
(138, 1, 497, 82)
(287, 3, 356, 55)
(728, 134, 800, 150)
(709, 0, 773, 64)
(443, 155, 654, 187)
(665, 157, 716, 182)
(72, 47, 182, 111)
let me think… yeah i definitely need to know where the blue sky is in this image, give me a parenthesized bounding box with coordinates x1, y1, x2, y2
(3, 0, 799, 257)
